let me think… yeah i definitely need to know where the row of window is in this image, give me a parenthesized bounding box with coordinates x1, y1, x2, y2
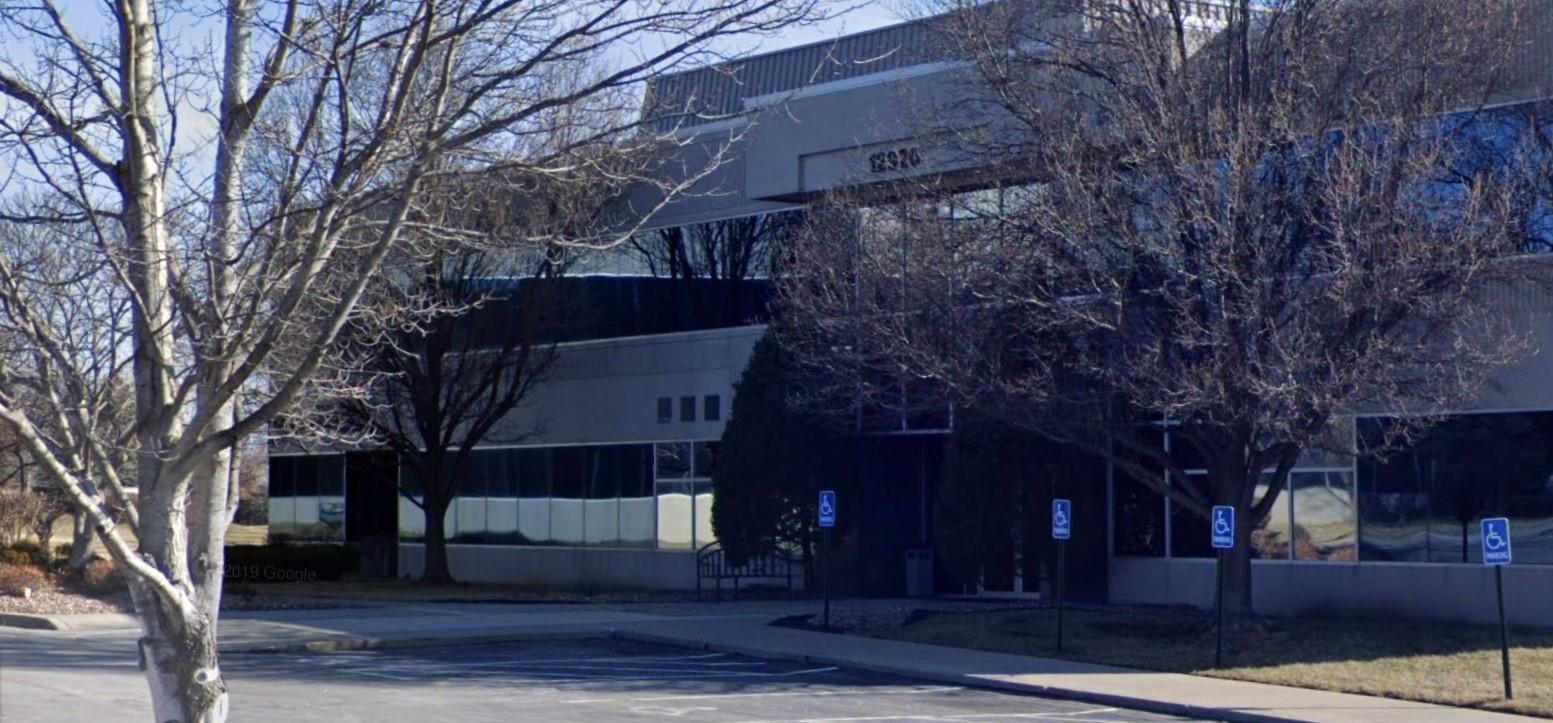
(658, 395, 721, 424)
(269, 456, 345, 541)
(269, 442, 722, 549)
(1114, 411, 1553, 564)
(397, 442, 719, 548)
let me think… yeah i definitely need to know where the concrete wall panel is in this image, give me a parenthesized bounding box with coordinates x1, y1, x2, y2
(398, 544, 698, 590)
(1110, 557, 1552, 627)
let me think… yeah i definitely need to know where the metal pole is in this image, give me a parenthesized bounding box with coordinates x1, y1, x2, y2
(823, 526, 833, 630)
(1214, 548, 1225, 668)
(1497, 565, 1513, 699)
(1056, 539, 1067, 654)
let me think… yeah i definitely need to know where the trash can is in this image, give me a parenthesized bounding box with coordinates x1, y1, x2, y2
(904, 549, 935, 598)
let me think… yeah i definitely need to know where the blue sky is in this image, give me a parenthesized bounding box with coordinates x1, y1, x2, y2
(734, 1, 908, 55)
(0, 0, 910, 191)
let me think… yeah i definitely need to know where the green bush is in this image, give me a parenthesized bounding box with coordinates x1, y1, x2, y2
(0, 541, 48, 567)
(224, 543, 359, 583)
(712, 334, 852, 567)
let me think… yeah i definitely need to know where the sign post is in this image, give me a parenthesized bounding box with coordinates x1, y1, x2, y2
(818, 490, 837, 630)
(1482, 517, 1513, 699)
(1210, 505, 1235, 668)
(1051, 499, 1072, 653)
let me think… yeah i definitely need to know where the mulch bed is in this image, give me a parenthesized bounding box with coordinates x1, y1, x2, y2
(0, 588, 363, 618)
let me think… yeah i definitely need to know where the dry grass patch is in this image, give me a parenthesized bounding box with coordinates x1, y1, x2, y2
(878, 607, 1552, 718)
(226, 524, 268, 546)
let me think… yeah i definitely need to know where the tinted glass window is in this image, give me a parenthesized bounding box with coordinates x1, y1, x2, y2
(1169, 487, 1213, 559)
(487, 450, 516, 497)
(293, 457, 319, 497)
(1113, 474, 1164, 556)
(680, 396, 696, 422)
(657, 397, 672, 423)
(586, 447, 622, 500)
(1291, 471, 1356, 561)
(704, 395, 721, 422)
(1360, 413, 1553, 564)
(1167, 431, 1208, 472)
(399, 461, 423, 496)
(656, 443, 691, 479)
(517, 449, 551, 498)
(460, 452, 489, 496)
(619, 445, 652, 499)
(318, 456, 345, 496)
(552, 447, 586, 498)
(693, 441, 718, 478)
(269, 456, 295, 498)
(1254, 474, 1292, 560)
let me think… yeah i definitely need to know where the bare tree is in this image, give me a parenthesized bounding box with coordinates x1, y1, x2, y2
(0, 1, 825, 720)
(629, 210, 805, 280)
(779, 0, 1547, 618)
(328, 188, 574, 583)
(0, 219, 136, 568)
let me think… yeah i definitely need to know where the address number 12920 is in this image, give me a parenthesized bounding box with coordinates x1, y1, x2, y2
(868, 146, 924, 173)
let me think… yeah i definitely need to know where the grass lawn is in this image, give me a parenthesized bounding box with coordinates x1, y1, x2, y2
(238, 578, 689, 603)
(44, 519, 268, 548)
(877, 607, 1553, 718)
(226, 524, 268, 546)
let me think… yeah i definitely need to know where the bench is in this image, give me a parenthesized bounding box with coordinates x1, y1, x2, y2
(695, 542, 801, 602)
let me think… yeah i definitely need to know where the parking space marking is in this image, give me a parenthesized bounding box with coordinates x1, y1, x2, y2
(560, 685, 965, 705)
(465, 665, 841, 681)
(236, 649, 839, 684)
(728, 709, 1135, 723)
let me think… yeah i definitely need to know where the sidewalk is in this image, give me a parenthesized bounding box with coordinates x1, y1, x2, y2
(621, 617, 1542, 723)
(4, 600, 1541, 723)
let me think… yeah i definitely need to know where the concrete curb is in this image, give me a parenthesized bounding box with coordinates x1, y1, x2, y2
(612, 629, 1409, 723)
(0, 612, 61, 630)
(222, 628, 615, 655)
(0, 611, 141, 631)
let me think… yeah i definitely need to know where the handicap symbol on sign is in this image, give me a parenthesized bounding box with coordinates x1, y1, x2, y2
(1211, 506, 1235, 549)
(1481, 517, 1512, 565)
(818, 490, 837, 528)
(1052, 499, 1071, 540)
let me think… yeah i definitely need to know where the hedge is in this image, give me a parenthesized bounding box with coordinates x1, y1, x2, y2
(224, 543, 359, 583)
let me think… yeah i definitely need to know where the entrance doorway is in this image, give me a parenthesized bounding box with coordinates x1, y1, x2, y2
(345, 452, 399, 576)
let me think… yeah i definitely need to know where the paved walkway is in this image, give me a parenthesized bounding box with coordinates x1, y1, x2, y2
(1, 600, 1540, 723)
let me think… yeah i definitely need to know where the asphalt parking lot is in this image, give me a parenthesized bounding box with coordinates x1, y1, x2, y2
(218, 638, 1204, 722)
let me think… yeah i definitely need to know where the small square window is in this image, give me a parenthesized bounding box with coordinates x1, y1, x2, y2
(704, 394, 721, 422)
(656, 397, 672, 424)
(680, 396, 696, 422)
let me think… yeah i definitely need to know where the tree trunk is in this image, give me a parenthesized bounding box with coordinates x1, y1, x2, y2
(68, 507, 94, 569)
(422, 499, 455, 584)
(127, 580, 228, 723)
(1206, 453, 1258, 621)
(1221, 517, 1255, 618)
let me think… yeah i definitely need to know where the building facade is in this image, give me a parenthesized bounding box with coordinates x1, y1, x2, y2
(272, 7, 1553, 625)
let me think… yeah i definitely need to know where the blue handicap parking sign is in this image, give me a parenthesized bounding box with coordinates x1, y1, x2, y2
(1481, 517, 1512, 565)
(818, 490, 837, 528)
(1211, 506, 1235, 549)
(1052, 499, 1072, 540)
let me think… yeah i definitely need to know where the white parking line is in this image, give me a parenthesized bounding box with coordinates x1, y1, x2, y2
(726, 709, 1130, 723)
(465, 665, 840, 681)
(560, 685, 965, 705)
(441, 652, 736, 666)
